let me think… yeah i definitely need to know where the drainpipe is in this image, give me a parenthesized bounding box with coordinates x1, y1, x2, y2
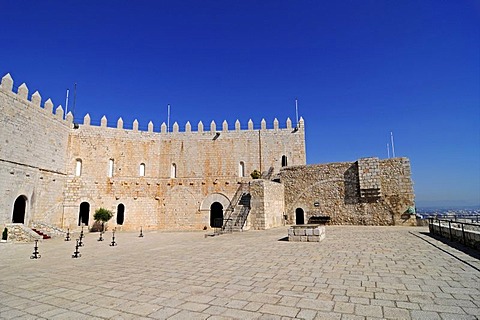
(258, 130, 262, 173)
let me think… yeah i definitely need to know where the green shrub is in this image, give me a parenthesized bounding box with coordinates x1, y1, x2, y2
(93, 208, 114, 232)
(250, 170, 261, 179)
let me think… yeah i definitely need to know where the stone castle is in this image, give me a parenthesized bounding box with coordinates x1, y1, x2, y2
(0, 72, 416, 238)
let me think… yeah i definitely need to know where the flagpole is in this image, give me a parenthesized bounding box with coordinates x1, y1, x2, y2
(390, 132, 396, 157)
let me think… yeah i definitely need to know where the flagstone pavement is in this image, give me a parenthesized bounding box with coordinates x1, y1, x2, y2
(0, 226, 479, 319)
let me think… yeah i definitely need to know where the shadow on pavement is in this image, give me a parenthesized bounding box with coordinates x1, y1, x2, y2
(411, 231, 480, 272)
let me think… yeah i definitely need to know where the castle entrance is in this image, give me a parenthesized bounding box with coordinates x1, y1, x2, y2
(116, 203, 125, 225)
(295, 208, 304, 225)
(210, 202, 223, 228)
(78, 202, 90, 226)
(12, 195, 27, 223)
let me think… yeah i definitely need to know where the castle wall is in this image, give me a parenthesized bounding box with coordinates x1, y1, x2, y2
(281, 157, 415, 226)
(61, 109, 305, 231)
(0, 71, 417, 232)
(0, 74, 71, 226)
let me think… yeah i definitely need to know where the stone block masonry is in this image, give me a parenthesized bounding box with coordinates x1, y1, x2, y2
(0, 72, 306, 232)
(288, 224, 325, 242)
(280, 157, 415, 226)
(0, 71, 416, 234)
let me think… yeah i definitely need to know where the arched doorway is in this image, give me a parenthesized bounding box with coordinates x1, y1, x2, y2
(295, 208, 304, 225)
(210, 202, 223, 228)
(117, 204, 125, 225)
(78, 202, 90, 226)
(12, 195, 27, 223)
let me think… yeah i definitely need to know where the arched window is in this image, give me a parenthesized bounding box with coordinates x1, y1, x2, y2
(281, 155, 288, 167)
(139, 163, 145, 177)
(108, 159, 114, 178)
(239, 161, 245, 177)
(171, 163, 177, 178)
(75, 159, 82, 176)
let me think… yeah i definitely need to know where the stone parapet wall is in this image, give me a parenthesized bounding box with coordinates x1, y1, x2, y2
(429, 221, 480, 250)
(281, 157, 415, 226)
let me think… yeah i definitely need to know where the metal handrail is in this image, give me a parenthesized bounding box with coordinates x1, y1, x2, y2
(428, 218, 479, 247)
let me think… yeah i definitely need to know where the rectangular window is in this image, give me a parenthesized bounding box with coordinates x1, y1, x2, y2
(108, 159, 114, 178)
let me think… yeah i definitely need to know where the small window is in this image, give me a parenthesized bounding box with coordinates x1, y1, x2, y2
(281, 155, 288, 167)
(139, 163, 145, 177)
(239, 161, 245, 177)
(108, 159, 114, 178)
(171, 163, 177, 178)
(117, 203, 125, 225)
(75, 159, 82, 176)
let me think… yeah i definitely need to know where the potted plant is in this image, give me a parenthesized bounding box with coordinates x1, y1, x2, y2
(250, 170, 261, 179)
(93, 208, 114, 232)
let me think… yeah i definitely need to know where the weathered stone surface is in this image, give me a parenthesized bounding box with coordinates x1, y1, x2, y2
(0, 72, 414, 234)
(281, 158, 415, 226)
(0, 73, 306, 231)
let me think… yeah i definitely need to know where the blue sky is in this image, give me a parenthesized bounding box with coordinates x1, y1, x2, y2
(1, 1, 479, 207)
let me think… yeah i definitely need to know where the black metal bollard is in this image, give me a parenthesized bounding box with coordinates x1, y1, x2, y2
(30, 240, 41, 259)
(72, 239, 81, 258)
(110, 229, 117, 246)
(98, 231, 104, 241)
(139, 226, 144, 238)
(65, 228, 71, 241)
(78, 226, 84, 247)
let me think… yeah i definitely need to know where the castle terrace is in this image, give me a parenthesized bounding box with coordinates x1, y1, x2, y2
(1, 226, 479, 319)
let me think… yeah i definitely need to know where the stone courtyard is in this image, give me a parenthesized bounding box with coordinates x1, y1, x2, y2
(0, 226, 479, 320)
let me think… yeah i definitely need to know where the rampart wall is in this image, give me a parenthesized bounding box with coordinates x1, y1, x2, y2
(281, 157, 415, 226)
(0, 73, 305, 231)
(62, 116, 304, 230)
(0, 74, 72, 226)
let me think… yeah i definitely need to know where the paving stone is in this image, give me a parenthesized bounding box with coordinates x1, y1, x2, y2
(314, 311, 342, 319)
(258, 304, 299, 317)
(296, 298, 334, 311)
(1, 226, 479, 320)
(411, 310, 442, 320)
(420, 304, 465, 314)
(438, 313, 478, 320)
(333, 302, 355, 313)
(148, 307, 181, 319)
(383, 306, 411, 319)
(167, 310, 209, 320)
(354, 304, 383, 318)
(295, 308, 317, 320)
(395, 301, 421, 310)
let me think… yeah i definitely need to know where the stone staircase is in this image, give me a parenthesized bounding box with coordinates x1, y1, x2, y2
(4, 224, 42, 242)
(222, 184, 251, 233)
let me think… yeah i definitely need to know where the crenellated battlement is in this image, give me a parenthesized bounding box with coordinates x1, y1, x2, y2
(0, 73, 74, 125)
(1, 72, 304, 135)
(80, 113, 304, 134)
